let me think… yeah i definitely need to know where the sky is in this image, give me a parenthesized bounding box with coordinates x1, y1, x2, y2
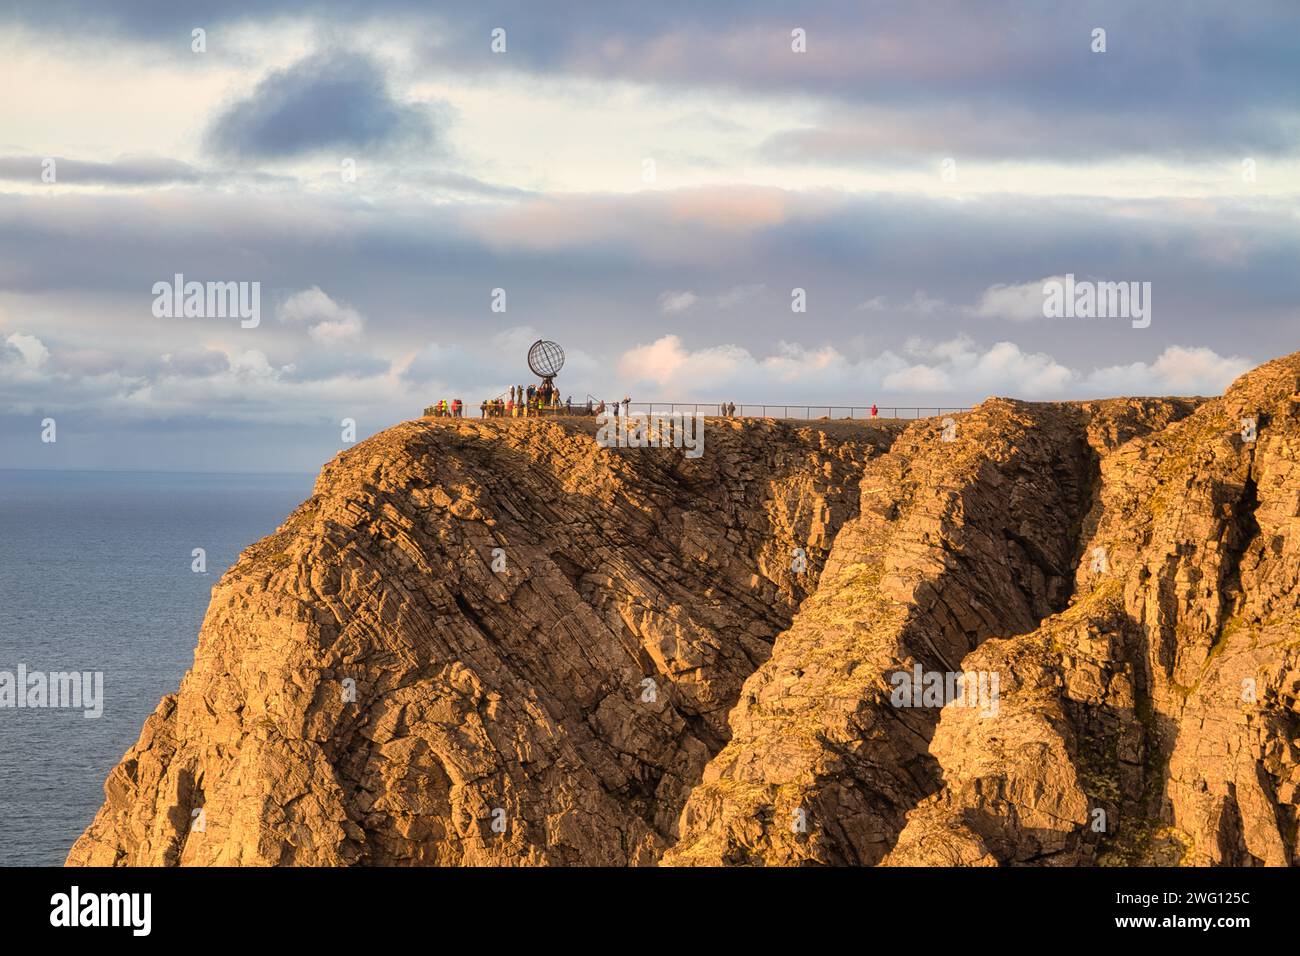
(1, 1, 1297, 471)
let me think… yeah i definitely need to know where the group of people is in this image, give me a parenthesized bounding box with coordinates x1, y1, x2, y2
(428, 398, 464, 417)
(479, 395, 568, 418)
(474, 388, 634, 419)
(595, 397, 632, 417)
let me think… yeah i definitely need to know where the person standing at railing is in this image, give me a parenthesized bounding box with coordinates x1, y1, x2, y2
(870, 403, 878, 418)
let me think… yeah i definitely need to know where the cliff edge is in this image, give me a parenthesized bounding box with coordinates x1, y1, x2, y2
(69, 354, 1300, 866)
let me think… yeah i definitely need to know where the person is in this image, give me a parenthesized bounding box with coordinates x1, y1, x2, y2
(565, 395, 573, 414)
(526, 384, 536, 405)
(622, 396, 631, 416)
(452, 398, 462, 418)
(506, 398, 514, 418)
(870, 403, 878, 419)
(479, 400, 487, 418)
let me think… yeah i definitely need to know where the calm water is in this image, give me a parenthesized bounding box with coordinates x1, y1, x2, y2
(0, 469, 313, 866)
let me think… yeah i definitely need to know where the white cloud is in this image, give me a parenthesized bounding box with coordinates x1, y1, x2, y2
(658, 290, 699, 315)
(974, 276, 1063, 321)
(4, 333, 50, 369)
(883, 363, 950, 391)
(715, 284, 766, 308)
(657, 285, 767, 316)
(614, 334, 1246, 403)
(857, 291, 950, 316)
(278, 286, 365, 344)
(1083, 345, 1252, 396)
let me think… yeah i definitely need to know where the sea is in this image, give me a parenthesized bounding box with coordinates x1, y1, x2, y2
(0, 469, 313, 866)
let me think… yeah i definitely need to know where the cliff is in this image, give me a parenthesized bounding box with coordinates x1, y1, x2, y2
(69, 353, 1300, 866)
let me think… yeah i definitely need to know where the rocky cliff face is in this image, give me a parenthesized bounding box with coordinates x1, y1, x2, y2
(70, 353, 1300, 867)
(68, 418, 895, 865)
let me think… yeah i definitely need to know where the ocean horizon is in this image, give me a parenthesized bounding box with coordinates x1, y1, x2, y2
(0, 468, 314, 866)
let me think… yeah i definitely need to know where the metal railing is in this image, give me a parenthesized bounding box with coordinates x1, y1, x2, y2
(628, 404, 970, 420)
(431, 401, 971, 420)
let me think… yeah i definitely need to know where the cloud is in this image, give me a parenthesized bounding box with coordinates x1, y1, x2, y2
(464, 186, 806, 264)
(4, 332, 49, 368)
(655, 285, 769, 317)
(160, 347, 229, 377)
(205, 50, 439, 160)
(858, 290, 951, 317)
(278, 286, 365, 344)
(885, 336, 1074, 395)
(715, 284, 766, 308)
(1082, 345, 1252, 396)
(397, 170, 535, 200)
(9, 2, 1300, 166)
(0, 155, 203, 186)
(973, 277, 1063, 321)
(614, 333, 1246, 403)
(658, 290, 698, 314)
(0, 185, 1292, 434)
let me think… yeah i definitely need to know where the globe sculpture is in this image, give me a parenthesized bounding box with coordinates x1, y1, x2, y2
(527, 339, 565, 379)
(526, 339, 565, 411)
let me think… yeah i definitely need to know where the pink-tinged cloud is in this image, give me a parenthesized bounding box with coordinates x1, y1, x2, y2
(462, 186, 804, 262)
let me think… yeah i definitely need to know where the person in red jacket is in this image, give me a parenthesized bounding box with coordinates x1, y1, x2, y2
(870, 403, 878, 418)
(452, 398, 462, 417)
